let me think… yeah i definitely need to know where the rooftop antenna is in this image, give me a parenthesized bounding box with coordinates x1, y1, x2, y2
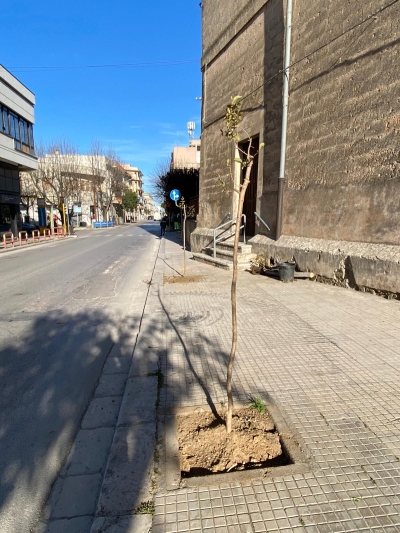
(187, 121, 195, 143)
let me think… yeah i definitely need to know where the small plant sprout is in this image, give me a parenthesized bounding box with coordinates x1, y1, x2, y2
(248, 397, 266, 414)
(135, 500, 155, 515)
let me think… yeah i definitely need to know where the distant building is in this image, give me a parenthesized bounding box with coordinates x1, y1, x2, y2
(121, 164, 144, 220)
(0, 65, 37, 236)
(142, 192, 156, 218)
(21, 153, 129, 226)
(171, 139, 201, 170)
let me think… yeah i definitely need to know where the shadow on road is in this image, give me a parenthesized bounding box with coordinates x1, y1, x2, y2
(0, 308, 142, 533)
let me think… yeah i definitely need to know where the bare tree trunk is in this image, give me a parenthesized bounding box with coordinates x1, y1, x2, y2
(226, 161, 253, 433)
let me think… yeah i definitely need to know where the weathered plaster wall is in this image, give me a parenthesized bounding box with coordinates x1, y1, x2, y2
(284, 0, 400, 244)
(200, 0, 400, 245)
(200, 0, 275, 229)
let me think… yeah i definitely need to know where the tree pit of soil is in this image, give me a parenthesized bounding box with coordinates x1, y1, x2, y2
(164, 275, 202, 284)
(177, 407, 289, 477)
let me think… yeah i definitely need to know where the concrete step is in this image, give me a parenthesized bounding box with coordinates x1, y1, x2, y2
(192, 252, 252, 271)
(203, 247, 255, 264)
(192, 252, 232, 270)
(215, 242, 253, 254)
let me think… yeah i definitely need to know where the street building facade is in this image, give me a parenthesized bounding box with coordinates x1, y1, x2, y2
(21, 153, 129, 227)
(171, 139, 201, 171)
(193, 0, 400, 293)
(0, 65, 38, 237)
(142, 191, 161, 219)
(121, 164, 144, 220)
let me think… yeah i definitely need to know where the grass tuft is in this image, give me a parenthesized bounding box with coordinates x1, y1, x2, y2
(248, 396, 266, 414)
(135, 500, 155, 515)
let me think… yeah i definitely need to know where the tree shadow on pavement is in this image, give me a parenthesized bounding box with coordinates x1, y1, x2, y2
(0, 308, 144, 533)
(158, 296, 227, 422)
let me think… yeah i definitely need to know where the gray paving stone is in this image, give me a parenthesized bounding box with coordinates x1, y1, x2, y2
(96, 423, 156, 516)
(36, 516, 93, 533)
(129, 347, 160, 377)
(107, 339, 136, 359)
(51, 474, 102, 518)
(117, 377, 158, 426)
(81, 397, 122, 429)
(95, 374, 127, 397)
(90, 515, 152, 533)
(103, 356, 131, 374)
(65, 428, 115, 476)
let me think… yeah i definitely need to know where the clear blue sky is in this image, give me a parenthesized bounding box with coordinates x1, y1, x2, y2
(2, 0, 202, 192)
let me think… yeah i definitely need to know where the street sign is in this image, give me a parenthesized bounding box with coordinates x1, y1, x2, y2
(73, 205, 82, 214)
(170, 189, 181, 201)
(37, 198, 46, 207)
(38, 208, 46, 227)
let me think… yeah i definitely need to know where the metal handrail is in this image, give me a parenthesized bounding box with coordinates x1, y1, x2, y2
(213, 214, 246, 258)
(254, 211, 271, 231)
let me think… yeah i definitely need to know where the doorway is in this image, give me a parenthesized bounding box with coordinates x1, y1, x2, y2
(239, 137, 259, 237)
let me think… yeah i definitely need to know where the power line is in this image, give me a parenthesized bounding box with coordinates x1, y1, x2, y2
(6, 59, 198, 73)
(204, 0, 400, 127)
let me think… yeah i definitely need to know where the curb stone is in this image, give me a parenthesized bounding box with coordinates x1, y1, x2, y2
(91, 515, 152, 533)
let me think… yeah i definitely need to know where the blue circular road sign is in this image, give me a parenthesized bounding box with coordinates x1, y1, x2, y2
(170, 189, 181, 201)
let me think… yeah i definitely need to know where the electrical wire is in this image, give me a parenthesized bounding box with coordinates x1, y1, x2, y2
(203, 0, 400, 127)
(5, 59, 198, 73)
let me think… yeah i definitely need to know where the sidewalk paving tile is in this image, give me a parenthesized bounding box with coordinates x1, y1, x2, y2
(95, 374, 127, 397)
(50, 473, 102, 518)
(63, 428, 115, 476)
(81, 397, 122, 429)
(117, 376, 158, 426)
(96, 422, 156, 516)
(150, 234, 400, 532)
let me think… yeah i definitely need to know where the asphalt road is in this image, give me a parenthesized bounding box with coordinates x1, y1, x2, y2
(0, 222, 161, 533)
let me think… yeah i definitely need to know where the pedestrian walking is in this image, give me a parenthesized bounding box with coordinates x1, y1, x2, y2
(160, 216, 167, 237)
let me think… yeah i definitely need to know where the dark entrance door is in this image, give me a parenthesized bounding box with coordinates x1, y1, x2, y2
(239, 137, 259, 236)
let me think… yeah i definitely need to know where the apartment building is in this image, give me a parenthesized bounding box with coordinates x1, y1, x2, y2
(0, 65, 37, 236)
(121, 164, 144, 220)
(171, 139, 201, 170)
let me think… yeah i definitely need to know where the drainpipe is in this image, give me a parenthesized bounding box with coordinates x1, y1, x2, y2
(276, 0, 293, 240)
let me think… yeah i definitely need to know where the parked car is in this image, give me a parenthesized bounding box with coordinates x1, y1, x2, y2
(19, 222, 38, 234)
(148, 215, 154, 220)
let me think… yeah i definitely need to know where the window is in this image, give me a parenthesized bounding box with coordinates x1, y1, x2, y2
(20, 118, 29, 144)
(9, 113, 21, 150)
(19, 118, 31, 154)
(27, 123, 34, 154)
(0, 104, 34, 154)
(1, 106, 10, 135)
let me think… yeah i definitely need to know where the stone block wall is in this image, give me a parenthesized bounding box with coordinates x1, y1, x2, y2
(284, 0, 400, 244)
(200, 0, 400, 246)
(200, 0, 282, 230)
(249, 234, 400, 295)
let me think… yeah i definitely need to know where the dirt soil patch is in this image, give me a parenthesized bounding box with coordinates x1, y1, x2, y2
(177, 407, 283, 475)
(164, 275, 202, 284)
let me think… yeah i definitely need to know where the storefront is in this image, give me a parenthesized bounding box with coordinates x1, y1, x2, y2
(0, 162, 21, 236)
